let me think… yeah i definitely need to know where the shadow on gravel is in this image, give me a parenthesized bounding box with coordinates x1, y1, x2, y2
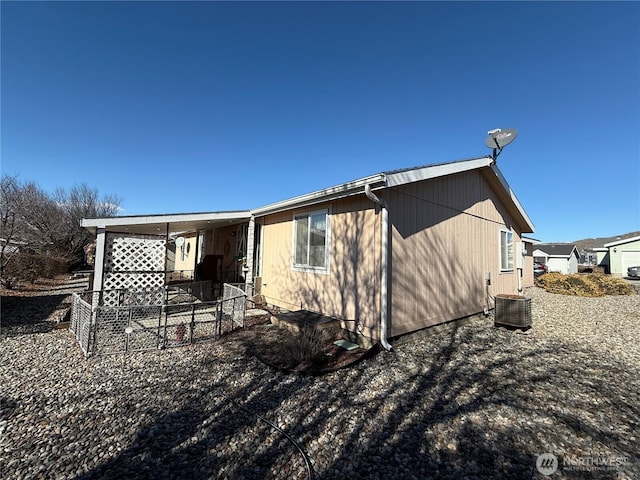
(72, 214, 638, 479)
(73, 318, 639, 480)
(0, 293, 69, 336)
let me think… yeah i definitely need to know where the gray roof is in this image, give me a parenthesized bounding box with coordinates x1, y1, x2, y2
(252, 156, 535, 233)
(536, 243, 579, 257)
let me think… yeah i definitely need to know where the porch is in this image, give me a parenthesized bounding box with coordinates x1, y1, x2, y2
(81, 211, 258, 300)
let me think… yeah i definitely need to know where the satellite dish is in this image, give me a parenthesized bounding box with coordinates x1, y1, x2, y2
(485, 128, 518, 161)
(175, 236, 185, 247)
(485, 128, 518, 149)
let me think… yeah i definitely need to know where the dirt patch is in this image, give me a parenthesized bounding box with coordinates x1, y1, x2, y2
(227, 318, 375, 375)
(1, 275, 75, 335)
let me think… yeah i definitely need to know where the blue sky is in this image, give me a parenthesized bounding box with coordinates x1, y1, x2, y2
(2, 1, 639, 242)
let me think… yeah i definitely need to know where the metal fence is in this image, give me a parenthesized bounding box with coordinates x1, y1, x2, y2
(70, 283, 247, 357)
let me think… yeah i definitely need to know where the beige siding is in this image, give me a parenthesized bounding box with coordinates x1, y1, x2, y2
(385, 170, 523, 337)
(259, 197, 381, 339)
(259, 168, 528, 341)
(522, 241, 535, 288)
(173, 233, 198, 273)
(212, 225, 244, 282)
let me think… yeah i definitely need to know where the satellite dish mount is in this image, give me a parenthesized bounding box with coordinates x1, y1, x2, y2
(485, 128, 518, 162)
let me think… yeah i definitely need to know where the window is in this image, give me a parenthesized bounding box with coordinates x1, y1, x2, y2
(500, 229, 514, 271)
(293, 210, 329, 272)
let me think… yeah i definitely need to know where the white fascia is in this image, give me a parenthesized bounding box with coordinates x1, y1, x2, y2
(489, 163, 535, 233)
(81, 211, 251, 230)
(385, 157, 493, 187)
(252, 174, 386, 217)
(604, 235, 640, 247)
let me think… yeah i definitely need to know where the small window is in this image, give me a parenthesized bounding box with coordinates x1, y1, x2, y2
(500, 229, 514, 271)
(293, 210, 329, 272)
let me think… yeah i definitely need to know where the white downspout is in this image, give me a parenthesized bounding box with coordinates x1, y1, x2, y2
(364, 184, 393, 351)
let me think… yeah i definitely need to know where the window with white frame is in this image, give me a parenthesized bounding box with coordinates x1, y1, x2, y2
(500, 229, 514, 271)
(293, 210, 329, 271)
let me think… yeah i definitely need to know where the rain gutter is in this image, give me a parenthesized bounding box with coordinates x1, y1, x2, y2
(364, 183, 393, 351)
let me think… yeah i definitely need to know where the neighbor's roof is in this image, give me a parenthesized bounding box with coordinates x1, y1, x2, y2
(252, 156, 534, 233)
(522, 236, 541, 244)
(603, 235, 640, 248)
(535, 243, 579, 257)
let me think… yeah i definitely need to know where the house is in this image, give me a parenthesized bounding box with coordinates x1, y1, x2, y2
(579, 249, 599, 266)
(602, 235, 640, 276)
(521, 236, 540, 287)
(81, 156, 534, 349)
(592, 247, 610, 273)
(533, 243, 579, 274)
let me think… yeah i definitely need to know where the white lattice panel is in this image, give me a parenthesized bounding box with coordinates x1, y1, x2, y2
(105, 234, 165, 272)
(103, 233, 166, 292)
(103, 272, 165, 293)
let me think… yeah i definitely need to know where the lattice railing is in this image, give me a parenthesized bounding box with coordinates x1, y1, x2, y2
(103, 233, 166, 293)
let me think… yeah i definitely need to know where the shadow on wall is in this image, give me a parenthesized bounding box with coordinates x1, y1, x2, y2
(261, 169, 520, 342)
(388, 210, 491, 337)
(385, 172, 519, 337)
(263, 202, 381, 341)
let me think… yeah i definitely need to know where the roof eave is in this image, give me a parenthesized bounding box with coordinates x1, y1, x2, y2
(385, 156, 493, 187)
(251, 174, 386, 217)
(81, 210, 252, 235)
(604, 235, 640, 247)
(487, 163, 535, 233)
(252, 157, 500, 217)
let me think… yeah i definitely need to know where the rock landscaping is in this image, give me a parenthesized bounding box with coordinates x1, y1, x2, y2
(1, 279, 638, 479)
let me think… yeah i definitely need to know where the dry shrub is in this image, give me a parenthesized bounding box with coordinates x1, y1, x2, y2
(536, 272, 633, 297)
(1, 253, 68, 289)
(278, 327, 327, 370)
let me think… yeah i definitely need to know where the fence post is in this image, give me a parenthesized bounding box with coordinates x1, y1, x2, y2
(126, 308, 133, 353)
(217, 302, 222, 337)
(163, 305, 169, 349)
(189, 304, 195, 344)
(90, 306, 98, 357)
(157, 304, 163, 349)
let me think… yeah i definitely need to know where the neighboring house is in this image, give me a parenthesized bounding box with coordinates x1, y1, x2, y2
(82, 156, 534, 348)
(579, 249, 599, 266)
(533, 244, 579, 274)
(602, 235, 640, 276)
(522, 236, 540, 287)
(593, 247, 610, 273)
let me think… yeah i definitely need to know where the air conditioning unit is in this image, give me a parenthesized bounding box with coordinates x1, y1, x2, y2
(495, 294, 532, 328)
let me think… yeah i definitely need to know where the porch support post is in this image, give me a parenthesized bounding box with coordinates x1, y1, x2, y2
(193, 230, 201, 280)
(92, 227, 106, 292)
(163, 222, 170, 284)
(245, 216, 256, 288)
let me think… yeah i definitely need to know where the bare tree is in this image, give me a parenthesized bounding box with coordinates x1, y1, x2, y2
(0, 176, 63, 286)
(53, 184, 121, 269)
(0, 176, 21, 273)
(0, 175, 121, 286)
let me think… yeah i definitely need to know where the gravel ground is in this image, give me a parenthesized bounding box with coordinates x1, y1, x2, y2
(1, 283, 639, 479)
